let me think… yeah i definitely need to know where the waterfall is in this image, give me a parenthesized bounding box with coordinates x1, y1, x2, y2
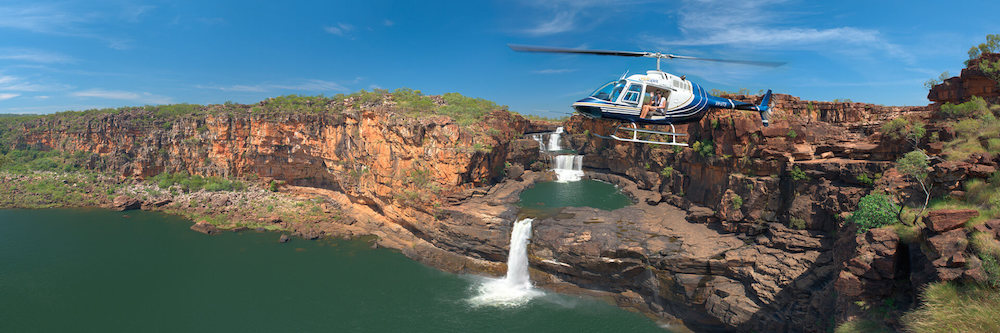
(553, 155, 584, 182)
(531, 133, 545, 151)
(547, 127, 563, 151)
(468, 218, 542, 307)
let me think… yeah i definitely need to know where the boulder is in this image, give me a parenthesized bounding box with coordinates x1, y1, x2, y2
(506, 163, 524, 181)
(973, 219, 1000, 238)
(259, 215, 282, 224)
(926, 228, 968, 260)
(112, 195, 141, 211)
(925, 209, 979, 233)
(969, 164, 996, 178)
(279, 234, 291, 243)
(190, 220, 220, 235)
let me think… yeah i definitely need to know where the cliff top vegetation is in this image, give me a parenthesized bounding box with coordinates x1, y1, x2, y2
(0, 88, 545, 151)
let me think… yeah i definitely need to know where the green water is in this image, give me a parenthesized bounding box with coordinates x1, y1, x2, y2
(518, 180, 632, 215)
(0, 209, 665, 332)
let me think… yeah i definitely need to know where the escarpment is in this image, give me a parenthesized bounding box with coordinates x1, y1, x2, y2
(6, 88, 998, 332)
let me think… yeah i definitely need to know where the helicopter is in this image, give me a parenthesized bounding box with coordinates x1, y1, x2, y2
(509, 44, 783, 146)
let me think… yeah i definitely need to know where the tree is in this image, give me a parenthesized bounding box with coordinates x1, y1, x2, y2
(923, 71, 952, 90)
(967, 34, 1000, 87)
(881, 118, 926, 149)
(967, 34, 1000, 61)
(896, 150, 932, 224)
(849, 193, 900, 233)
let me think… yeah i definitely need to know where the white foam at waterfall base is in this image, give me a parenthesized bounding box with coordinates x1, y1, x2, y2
(553, 155, 584, 182)
(547, 126, 563, 151)
(468, 218, 542, 307)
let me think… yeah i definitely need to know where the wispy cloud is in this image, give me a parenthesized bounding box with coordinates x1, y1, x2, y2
(324, 23, 355, 37)
(0, 74, 70, 92)
(120, 5, 154, 23)
(383, 19, 394, 27)
(71, 89, 172, 104)
(652, 0, 912, 63)
(0, 4, 132, 49)
(0, 48, 75, 63)
(518, 0, 650, 36)
(0, 93, 19, 101)
(532, 68, 577, 74)
(197, 79, 349, 93)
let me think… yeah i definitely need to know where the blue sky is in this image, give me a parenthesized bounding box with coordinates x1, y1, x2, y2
(1, 0, 998, 117)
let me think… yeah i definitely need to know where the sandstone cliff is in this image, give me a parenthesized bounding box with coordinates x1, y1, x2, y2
(4, 88, 998, 332)
(928, 52, 1000, 105)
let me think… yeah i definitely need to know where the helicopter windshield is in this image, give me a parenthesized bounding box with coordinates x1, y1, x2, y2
(590, 80, 627, 102)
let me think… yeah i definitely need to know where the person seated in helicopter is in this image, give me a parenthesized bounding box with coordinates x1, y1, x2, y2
(640, 90, 667, 118)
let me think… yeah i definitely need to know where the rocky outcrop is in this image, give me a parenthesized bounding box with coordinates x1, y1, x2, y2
(928, 52, 1000, 105)
(112, 195, 141, 211)
(190, 220, 220, 235)
(912, 209, 988, 286)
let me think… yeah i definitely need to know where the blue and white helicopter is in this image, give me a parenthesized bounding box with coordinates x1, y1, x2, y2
(509, 45, 783, 146)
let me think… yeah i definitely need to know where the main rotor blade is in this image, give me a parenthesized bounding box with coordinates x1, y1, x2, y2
(667, 55, 786, 67)
(508, 44, 647, 57)
(508, 44, 785, 67)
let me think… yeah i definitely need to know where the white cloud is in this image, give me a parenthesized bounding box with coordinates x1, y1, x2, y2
(324, 23, 355, 36)
(0, 74, 69, 92)
(121, 5, 154, 23)
(0, 93, 19, 100)
(0, 48, 74, 63)
(518, 0, 651, 36)
(0, 4, 133, 49)
(524, 10, 578, 36)
(71, 89, 172, 104)
(653, 0, 912, 63)
(197, 79, 349, 93)
(532, 68, 577, 74)
(383, 19, 394, 27)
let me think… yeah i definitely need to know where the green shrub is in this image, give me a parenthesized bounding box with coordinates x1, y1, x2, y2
(857, 173, 875, 186)
(881, 117, 925, 143)
(730, 194, 743, 210)
(711, 119, 719, 129)
(790, 166, 809, 181)
(787, 129, 797, 138)
(151, 172, 244, 193)
(848, 193, 899, 233)
(269, 180, 280, 192)
(941, 96, 989, 118)
(692, 140, 714, 157)
(660, 166, 673, 177)
(789, 217, 806, 230)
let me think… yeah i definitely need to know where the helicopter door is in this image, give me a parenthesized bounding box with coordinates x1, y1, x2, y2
(620, 83, 644, 106)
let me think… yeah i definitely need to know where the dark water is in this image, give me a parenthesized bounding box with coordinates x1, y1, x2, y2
(518, 180, 632, 215)
(0, 209, 665, 332)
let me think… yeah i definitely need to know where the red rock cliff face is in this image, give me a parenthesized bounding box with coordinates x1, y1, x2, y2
(558, 94, 939, 330)
(15, 106, 529, 227)
(565, 96, 930, 230)
(928, 52, 1000, 105)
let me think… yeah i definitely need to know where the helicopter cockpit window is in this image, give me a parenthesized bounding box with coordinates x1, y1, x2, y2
(590, 80, 627, 102)
(622, 83, 643, 105)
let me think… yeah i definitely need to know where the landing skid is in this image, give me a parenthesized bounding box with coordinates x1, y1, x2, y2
(594, 122, 688, 146)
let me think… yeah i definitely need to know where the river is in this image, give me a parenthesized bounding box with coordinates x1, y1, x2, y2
(0, 209, 665, 332)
